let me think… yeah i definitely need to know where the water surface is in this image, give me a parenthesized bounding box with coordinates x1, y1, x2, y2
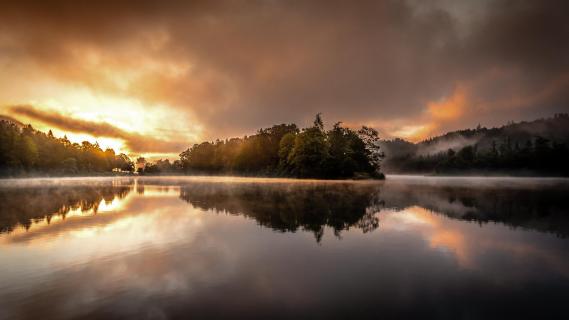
(0, 176, 568, 319)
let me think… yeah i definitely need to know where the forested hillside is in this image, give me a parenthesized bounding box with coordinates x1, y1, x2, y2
(0, 120, 133, 176)
(380, 114, 569, 176)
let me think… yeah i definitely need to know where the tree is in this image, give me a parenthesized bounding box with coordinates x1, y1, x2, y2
(278, 132, 297, 174)
(175, 113, 385, 179)
(0, 120, 135, 176)
(288, 115, 330, 178)
(136, 157, 146, 173)
(115, 153, 134, 172)
(62, 157, 78, 174)
(20, 136, 38, 169)
(357, 126, 384, 175)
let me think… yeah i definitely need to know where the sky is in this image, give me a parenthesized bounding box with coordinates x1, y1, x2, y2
(1, 0, 568, 159)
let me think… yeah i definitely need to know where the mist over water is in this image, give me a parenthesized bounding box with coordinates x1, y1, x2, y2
(0, 176, 568, 319)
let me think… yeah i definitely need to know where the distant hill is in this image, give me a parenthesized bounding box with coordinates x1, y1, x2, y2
(380, 114, 569, 176)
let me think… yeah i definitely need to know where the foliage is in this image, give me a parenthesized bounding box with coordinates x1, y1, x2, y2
(179, 115, 384, 179)
(387, 136, 569, 176)
(382, 114, 569, 176)
(0, 114, 385, 178)
(0, 120, 134, 176)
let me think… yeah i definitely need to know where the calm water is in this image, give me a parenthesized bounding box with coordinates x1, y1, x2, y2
(0, 176, 568, 319)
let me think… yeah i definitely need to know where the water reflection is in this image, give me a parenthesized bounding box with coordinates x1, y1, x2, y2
(0, 179, 133, 233)
(179, 182, 383, 241)
(379, 176, 569, 237)
(0, 176, 568, 319)
(2, 176, 569, 240)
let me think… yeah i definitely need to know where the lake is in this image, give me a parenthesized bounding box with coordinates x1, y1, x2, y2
(0, 176, 568, 319)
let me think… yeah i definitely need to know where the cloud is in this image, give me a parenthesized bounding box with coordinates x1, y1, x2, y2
(428, 85, 467, 122)
(0, 0, 568, 142)
(10, 105, 126, 137)
(8, 105, 187, 153)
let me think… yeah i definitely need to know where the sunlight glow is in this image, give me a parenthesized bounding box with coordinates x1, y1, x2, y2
(3, 78, 203, 156)
(391, 124, 434, 141)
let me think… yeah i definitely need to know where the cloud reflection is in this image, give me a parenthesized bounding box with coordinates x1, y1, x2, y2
(0, 177, 568, 318)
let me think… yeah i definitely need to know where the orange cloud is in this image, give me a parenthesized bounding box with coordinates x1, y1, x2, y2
(393, 85, 470, 141)
(390, 123, 436, 142)
(428, 85, 467, 121)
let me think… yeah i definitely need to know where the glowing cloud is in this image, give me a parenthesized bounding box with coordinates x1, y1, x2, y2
(8, 105, 190, 155)
(428, 85, 467, 121)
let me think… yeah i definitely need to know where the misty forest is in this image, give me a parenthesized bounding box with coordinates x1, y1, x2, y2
(1, 114, 568, 178)
(380, 114, 569, 176)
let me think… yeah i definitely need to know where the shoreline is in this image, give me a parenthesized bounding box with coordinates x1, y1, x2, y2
(1, 174, 569, 183)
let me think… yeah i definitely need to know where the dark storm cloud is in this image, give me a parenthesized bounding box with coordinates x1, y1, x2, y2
(0, 0, 568, 139)
(8, 105, 186, 153)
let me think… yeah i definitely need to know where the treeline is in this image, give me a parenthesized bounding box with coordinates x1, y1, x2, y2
(1, 114, 385, 179)
(0, 120, 134, 176)
(380, 114, 569, 176)
(390, 137, 569, 176)
(4, 113, 568, 177)
(176, 114, 384, 179)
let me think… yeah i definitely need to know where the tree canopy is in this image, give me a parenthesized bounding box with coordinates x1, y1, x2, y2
(0, 114, 385, 179)
(179, 115, 385, 179)
(0, 120, 133, 176)
(381, 114, 569, 176)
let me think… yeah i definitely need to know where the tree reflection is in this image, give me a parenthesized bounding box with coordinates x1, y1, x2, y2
(179, 183, 384, 242)
(378, 180, 569, 237)
(176, 179, 569, 239)
(0, 180, 133, 233)
(1, 177, 568, 239)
